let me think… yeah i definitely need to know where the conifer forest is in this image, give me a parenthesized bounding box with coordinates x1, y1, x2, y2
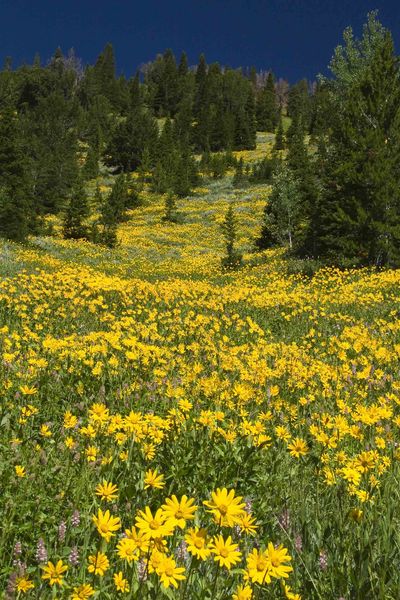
(1, 11, 400, 600)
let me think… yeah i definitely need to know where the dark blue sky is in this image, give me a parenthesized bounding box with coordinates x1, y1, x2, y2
(0, 0, 399, 82)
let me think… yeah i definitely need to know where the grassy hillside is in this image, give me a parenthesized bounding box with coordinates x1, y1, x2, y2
(2, 133, 400, 599)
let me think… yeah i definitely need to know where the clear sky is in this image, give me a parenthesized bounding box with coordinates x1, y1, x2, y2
(0, 0, 399, 82)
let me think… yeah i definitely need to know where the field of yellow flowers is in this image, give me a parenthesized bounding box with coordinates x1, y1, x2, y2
(2, 145, 400, 599)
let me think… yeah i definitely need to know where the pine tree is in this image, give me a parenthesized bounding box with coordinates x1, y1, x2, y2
(178, 51, 189, 80)
(138, 146, 152, 185)
(162, 49, 179, 116)
(221, 204, 243, 270)
(177, 150, 198, 196)
(207, 63, 224, 150)
(285, 114, 319, 251)
(304, 14, 400, 266)
(286, 117, 308, 173)
(243, 85, 257, 148)
(309, 82, 330, 141)
(207, 153, 228, 179)
(0, 106, 32, 241)
(257, 72, 278, 131)
(99, 218, 117, 248)
(93, 183, 103, 207)
(162, 193, 179, 223)
(129, 72, 142, 111)
(83, 143, 100, 179)
(177, 51, 192, 103)
(105, 108, 159, 172)
(152, 161, 170, 194)
(153, 118, 177, 192)
(257, 163, 301, 250)
(274, 115, 285, 151)
(174, 92, 193, 147)
(93, 43, 117, 106)
(194, 54, 208, 118)
(27, 91, 79, 214)
(193, 55, 211, 151)
(287, 79, 311, 131)
(97, 175, 129, 247)
(107, 174, 129, 222)
(63, 177, 89, 239)
(125, 178, 142, 209)
(249, 66, 257, 89)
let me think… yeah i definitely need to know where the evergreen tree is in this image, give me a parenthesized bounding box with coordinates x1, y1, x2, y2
(207, 153, 228, 179)
(249, 66, 257, 89)
(0, 105, 32, 241)
(243, 85, 257, 148)
(162, 193, 179, 223)
(303, 14, 400, 266)
(105, 108, 159, 172)
(158, 117, 176, 161)
(146, 49, 179, 116)
(257, 72, 278, 131)
(194, 54, 208, 118)
(173, 92, 193, 146)
(93, 183, 103, 207)
(309, 82, 331, 141)
(257, 163, 301, 250)
(138, 146, 152, 185)
(125, 178, 143, 209)
(178, 51, 189, 80)
(106, 174, 129, 222)
(286, 117, 308, 173)
(83, 142, 100, 179)
(153, 117, 177, 191)
(63, 176, 89, 239)
(178, 51, 193, 94)
(287, 79, 311, 132)
(285, 114, 319, 250)
(152, 161, 170, 194)
(99, 218, 117, 248)
(207, 63, 224, 150)
(274, 114, 285, 151)
(221, 204, 243, 270)
(129, 72, 142, 111)
(161, 49, 179, 115)
(27, 91, 79, 214)
(173, 149, 198, 197)
(0, 189, 30, 242)
(93, 43, 117, 106)
(97, 175, 129, 247)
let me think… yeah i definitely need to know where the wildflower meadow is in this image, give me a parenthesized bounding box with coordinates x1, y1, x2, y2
(2, 138, 400, 599)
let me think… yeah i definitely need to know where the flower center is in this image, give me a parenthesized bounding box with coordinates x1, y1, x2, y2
(220, 548, 229, 558)
(150, 519, 160, 530)
(175, 510, 183, 519)
(165, 567, 174, 577)
(218, 504, 228, 516)
(257, 558, 268, 571)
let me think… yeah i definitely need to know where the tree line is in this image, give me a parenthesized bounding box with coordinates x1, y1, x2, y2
(0, 45, 295, 243)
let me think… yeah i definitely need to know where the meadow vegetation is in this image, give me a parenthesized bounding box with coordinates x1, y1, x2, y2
(2, 135, 400, 598)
